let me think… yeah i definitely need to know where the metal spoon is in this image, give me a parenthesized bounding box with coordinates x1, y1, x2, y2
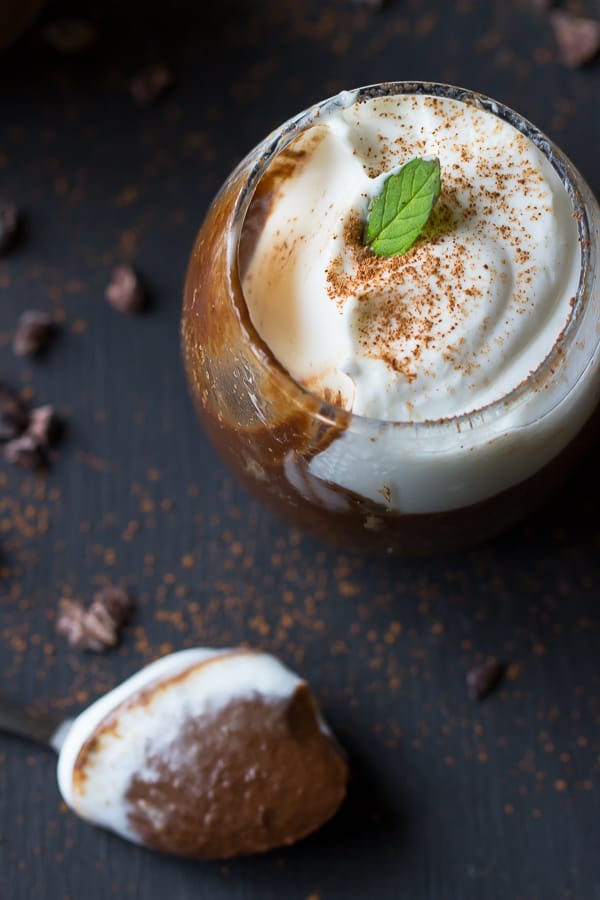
(0, 694, 71, 752)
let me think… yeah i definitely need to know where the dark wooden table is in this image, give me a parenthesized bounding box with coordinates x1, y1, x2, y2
(1, 1, 600, 898)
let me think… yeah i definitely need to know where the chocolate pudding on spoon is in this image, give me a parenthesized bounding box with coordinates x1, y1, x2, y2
(182, 83, 600, 554)
(1, 649, 348, 857)
(55, 648, 348, 858)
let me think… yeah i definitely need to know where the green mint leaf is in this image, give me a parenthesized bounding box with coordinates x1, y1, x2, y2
(365, 157, 441, 257)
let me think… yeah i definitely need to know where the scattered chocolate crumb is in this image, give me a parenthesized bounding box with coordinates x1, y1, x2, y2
(0, 204, 20, 256)
(105, 264, 146, 314)
(0, 385, 28, 442)
(505, 662, 523, 682)
(12, 310, 55, 357)
(56, 600, 100, 651)
(27, 405, 62, 447)
(466, 659, 505, 701)
(94, 584, 134, 627)
(130, 63, 174, 107)
(42, 18, 97, 54)
(551, 11, 600, 68)
(3, 433, 45, 471)
(56, 586, 134, 652)
(1, 391, 65, 471)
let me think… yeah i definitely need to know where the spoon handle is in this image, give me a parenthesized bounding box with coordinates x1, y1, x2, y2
(0, 695, 69, 752)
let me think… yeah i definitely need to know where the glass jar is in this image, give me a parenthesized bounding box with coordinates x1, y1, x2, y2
(182, 82, 600, 555)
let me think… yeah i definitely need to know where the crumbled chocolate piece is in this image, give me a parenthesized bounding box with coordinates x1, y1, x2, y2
(93, 585, 134, 627)
(12, 310, 54, 357)
(0, 204, 19, 257)
(27, 405, 62, 447)
(56, 599, 104, 651)
(130, 63, 174, 107)
(0, 385, 28, 442)
(466, 659, 505, 701)
(56, 587, 133, 652)
(42, 18, 97, 54)
(3, 433, 45, 470)
(105, 264, 146, 314)
(551, 11, 600, 67)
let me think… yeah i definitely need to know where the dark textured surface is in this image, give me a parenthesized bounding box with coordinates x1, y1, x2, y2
(1, 1, 600, 898)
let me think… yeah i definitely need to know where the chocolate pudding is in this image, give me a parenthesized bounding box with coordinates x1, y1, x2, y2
(182, 83, 600, 554)
(125, 685, 346, 858)
(57, 648, 348, 858)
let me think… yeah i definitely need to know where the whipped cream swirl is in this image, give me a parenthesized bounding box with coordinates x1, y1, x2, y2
(242, 94, 581, 423)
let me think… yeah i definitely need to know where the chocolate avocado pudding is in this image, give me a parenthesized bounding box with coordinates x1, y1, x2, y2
(182, 83, 600, 554)
(57, 648, 348, 858)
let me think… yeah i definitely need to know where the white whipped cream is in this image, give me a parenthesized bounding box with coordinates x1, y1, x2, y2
(243, 94, 581, 421)
(241, 91, 599, 515)
(57, 648, 307, 846)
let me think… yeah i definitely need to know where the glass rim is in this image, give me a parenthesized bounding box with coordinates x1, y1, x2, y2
(229, 80, 593, 433)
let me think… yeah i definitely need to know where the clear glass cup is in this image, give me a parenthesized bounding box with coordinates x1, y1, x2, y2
(182, 82, 600, 555)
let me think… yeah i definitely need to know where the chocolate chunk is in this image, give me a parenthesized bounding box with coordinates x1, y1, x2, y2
(1, 390, 64, 471)
(92, 585, 134, 628)
(551, 11, 600, 68)
(42, 18, 97, 54)
(56, 599, 102, 651)
(56, 587, 133, 652)
(27, 405, 62, 447)
(0, 385, 28, 442)
(130, 63, 174, 107)
(0, 204, 19, 257)
(466, 659, 505, 701)
(12, 310, 54, 357)
(3, 433, 45, 470)
(105, 264, 146, 314)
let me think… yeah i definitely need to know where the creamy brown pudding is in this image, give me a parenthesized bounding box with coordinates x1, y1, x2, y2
(57, 649, 348, 858)
(182, 83, 600, 554)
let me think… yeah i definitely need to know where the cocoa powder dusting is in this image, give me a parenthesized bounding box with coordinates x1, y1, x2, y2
(325, 193, 475, 385)
(322, 130, 554, 394)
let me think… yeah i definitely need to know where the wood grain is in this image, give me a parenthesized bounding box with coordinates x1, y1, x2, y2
(0, 1, 599, 898)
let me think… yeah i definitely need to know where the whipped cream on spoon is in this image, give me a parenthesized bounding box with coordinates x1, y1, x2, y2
(0, 647, 348, 859)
